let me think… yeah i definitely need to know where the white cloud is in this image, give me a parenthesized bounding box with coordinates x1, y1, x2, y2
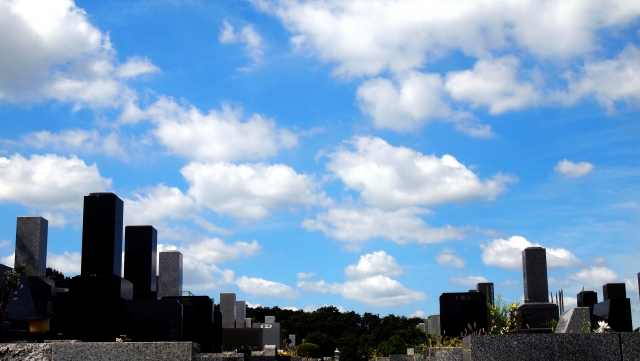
(236, 276, 299, 298)
(0, 253, 14, 268)
(219, 21, 266, 64)
(0, 153, 111, 210)
(411, 310, 426, 318)
(357, 71, 469, 131)
(569, 267, 618, 289)
(115, 56, 160, 78)
(345, 251, 402, 279)
(182, 161, 327, 219)
(124, 185, 195, 226)
(253, 0, 640, 77)
(0, 240, 10, 249)
(481, 236, 581, 270)
(302, 206, 465, 247)
(297, 272, 315, 279)
(21, 129, 127, 158)
(445, 56, 541, 114)
(326, 136, 514, 210)
(500, 279, 520, 287)
(40, 212, 68, 228)
(180, 238, 261, 265)
(450, 276, 489, 286)
(0, 0, 157, 108)
(435, 248, 466, 269)
(562, 44, 640, 112)
(133, 98, 297, 162)
(554, 159, 594, 178)
(47, 251, 81, 276)
(296, 251, 427, 307)
(182, 257, 236, 291)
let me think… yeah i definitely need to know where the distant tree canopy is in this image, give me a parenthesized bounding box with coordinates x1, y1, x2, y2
(246, 305, 428, 361)
(46, 267, 71, 288)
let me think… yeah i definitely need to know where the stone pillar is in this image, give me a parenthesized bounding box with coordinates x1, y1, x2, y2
(15, 216, 48, 277)
(236, 300, 246, 328)
(124, 226, 157, 293)
(220, 292, 236, 328)
(522, 247, 548, 303)
(158, 250, 182, 297)
(81, 192, 124, 276)
(476, 282, 494, 305)
(265, 316, 276, 323)
(245, 317, 251, 328)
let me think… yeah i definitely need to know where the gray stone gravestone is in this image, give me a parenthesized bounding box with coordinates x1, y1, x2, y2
(428, 314, 440, 336)
(554, 307, 590, 333)
(158, 250, 183, 297)
(245, 317, 251, 328)
(417, 323, 426, 332)
(220, 292, 236, 328)
(15, 216, 48, 277)
(236, 300, 246, 328)
(253, 322, 281, 350)
(264, 345, 276, 356)
(265, 315, 276, 323)
(517, 247, 558, 331)
(289, 334, 296, 347)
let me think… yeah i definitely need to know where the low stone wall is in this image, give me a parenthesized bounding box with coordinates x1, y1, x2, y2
(463, 333, 640, 361)
(0, 341, 201, 361)
(201, 353, 245, 361)
(427, 347, 462, 361)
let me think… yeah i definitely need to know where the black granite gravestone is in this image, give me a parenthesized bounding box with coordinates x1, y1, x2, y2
(517, 247, 558, 331)
(214, 310, 223, 353)
(223, 328, 264, 351)
(593, 283, 632, 332)
(81, 193, 124, 277)
(124, 225, 158, 299)
(163, 296, 215, 352)
(439, 292, 489, 337)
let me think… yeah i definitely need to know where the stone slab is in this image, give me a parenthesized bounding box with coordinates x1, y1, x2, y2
(220, 293, 236, 329)
(163, 296, 214, 353)
(522, 247, 548, 303)
(427, 347, 462, 361)
(462, 333, 621, 361)
(81, 192, 124, 277)
(15, 216, 48, 277)
(236, 301, 246, 328)
(222, 328, 263, 351)
(158, 251, 183, 297)
(124, 226, 157, 293)
(517, 302, 558, 330)
(0, 343, 50, 361)
(555, 307, 590, 333)
(123, 298, 183, 341)
(51, 341, 200, 361)
(620, 332, 640, 360)
(201, 353, 244, 361)
(439, 292, 489, 337)
(265, 316, 275, 323)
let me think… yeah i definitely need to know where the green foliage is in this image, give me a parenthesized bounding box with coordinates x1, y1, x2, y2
(1, 262, 26, 307)
(297, 343, 322, 358)
(487, 294, 518, 334)
(246, 305, 428, 361)
(46, 267, 71, 288)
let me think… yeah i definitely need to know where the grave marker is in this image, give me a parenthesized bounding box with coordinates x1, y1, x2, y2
(236, 300, 246, 328)
(220, 293, 236, 328)
(517, 247, 558, 331)
(124, 226, 157, 296)
(15, 217, 47, 277)
(158, 250, 182, 297)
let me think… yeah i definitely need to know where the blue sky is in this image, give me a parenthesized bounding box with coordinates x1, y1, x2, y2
(1, 0, 640, 325)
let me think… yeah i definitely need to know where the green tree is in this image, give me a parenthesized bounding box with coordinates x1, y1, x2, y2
(46, 267, 71, 288)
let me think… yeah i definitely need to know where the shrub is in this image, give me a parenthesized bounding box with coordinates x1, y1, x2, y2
(296, 343, 322, 358)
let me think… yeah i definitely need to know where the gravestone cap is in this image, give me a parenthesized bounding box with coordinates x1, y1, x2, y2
(603, 283, 627, 300)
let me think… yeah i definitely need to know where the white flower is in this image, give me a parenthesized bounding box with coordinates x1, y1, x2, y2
(596, 321, 610, 333)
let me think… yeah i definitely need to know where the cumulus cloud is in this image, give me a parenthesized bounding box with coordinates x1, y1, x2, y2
(480, 236, 581, 270)
(123, 185, 195, 226)
(562, 44, 640, 112)
(180, 238, 261, 265)
(445, 56, 541, 114)
(411, 310, 426, 318)
(252, 0, 640, 76)
(326, 136, 514, 209)
(302, 206, 465, 247)
(47, 251, 82, 275)
(0, 153, 111, 210)
(129, 98, 297, 163)
(554, 159, 594, 178)
(568, 266, 618, 289)
(236, 276, 299, 298)
(0, 0, 158, 108)
(296, 251, 426, 307)
(435, 248, 466, 269)
(450, 276, 489, 286)
(20, 129, 127, 158)
(345, 251, 402, 279)
(182, 161, 328, 219)
(219, 21, 266, 65)
(182, 257, 236, 291)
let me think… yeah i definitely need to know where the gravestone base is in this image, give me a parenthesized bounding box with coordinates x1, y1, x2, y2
(123, 299, 183, 341)
(163, 296, 215, 353)
(593, 298, 633, 332)
(517, 302, 558, 330)
(133, 291, 162, 300)
(53, 296, 126, 342)
(68, 275, 133, 300)
(222, 328, 263, 352)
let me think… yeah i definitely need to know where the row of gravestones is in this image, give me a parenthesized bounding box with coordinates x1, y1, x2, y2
(2, 192, 281, 353)
(418, 246, 635, 337)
